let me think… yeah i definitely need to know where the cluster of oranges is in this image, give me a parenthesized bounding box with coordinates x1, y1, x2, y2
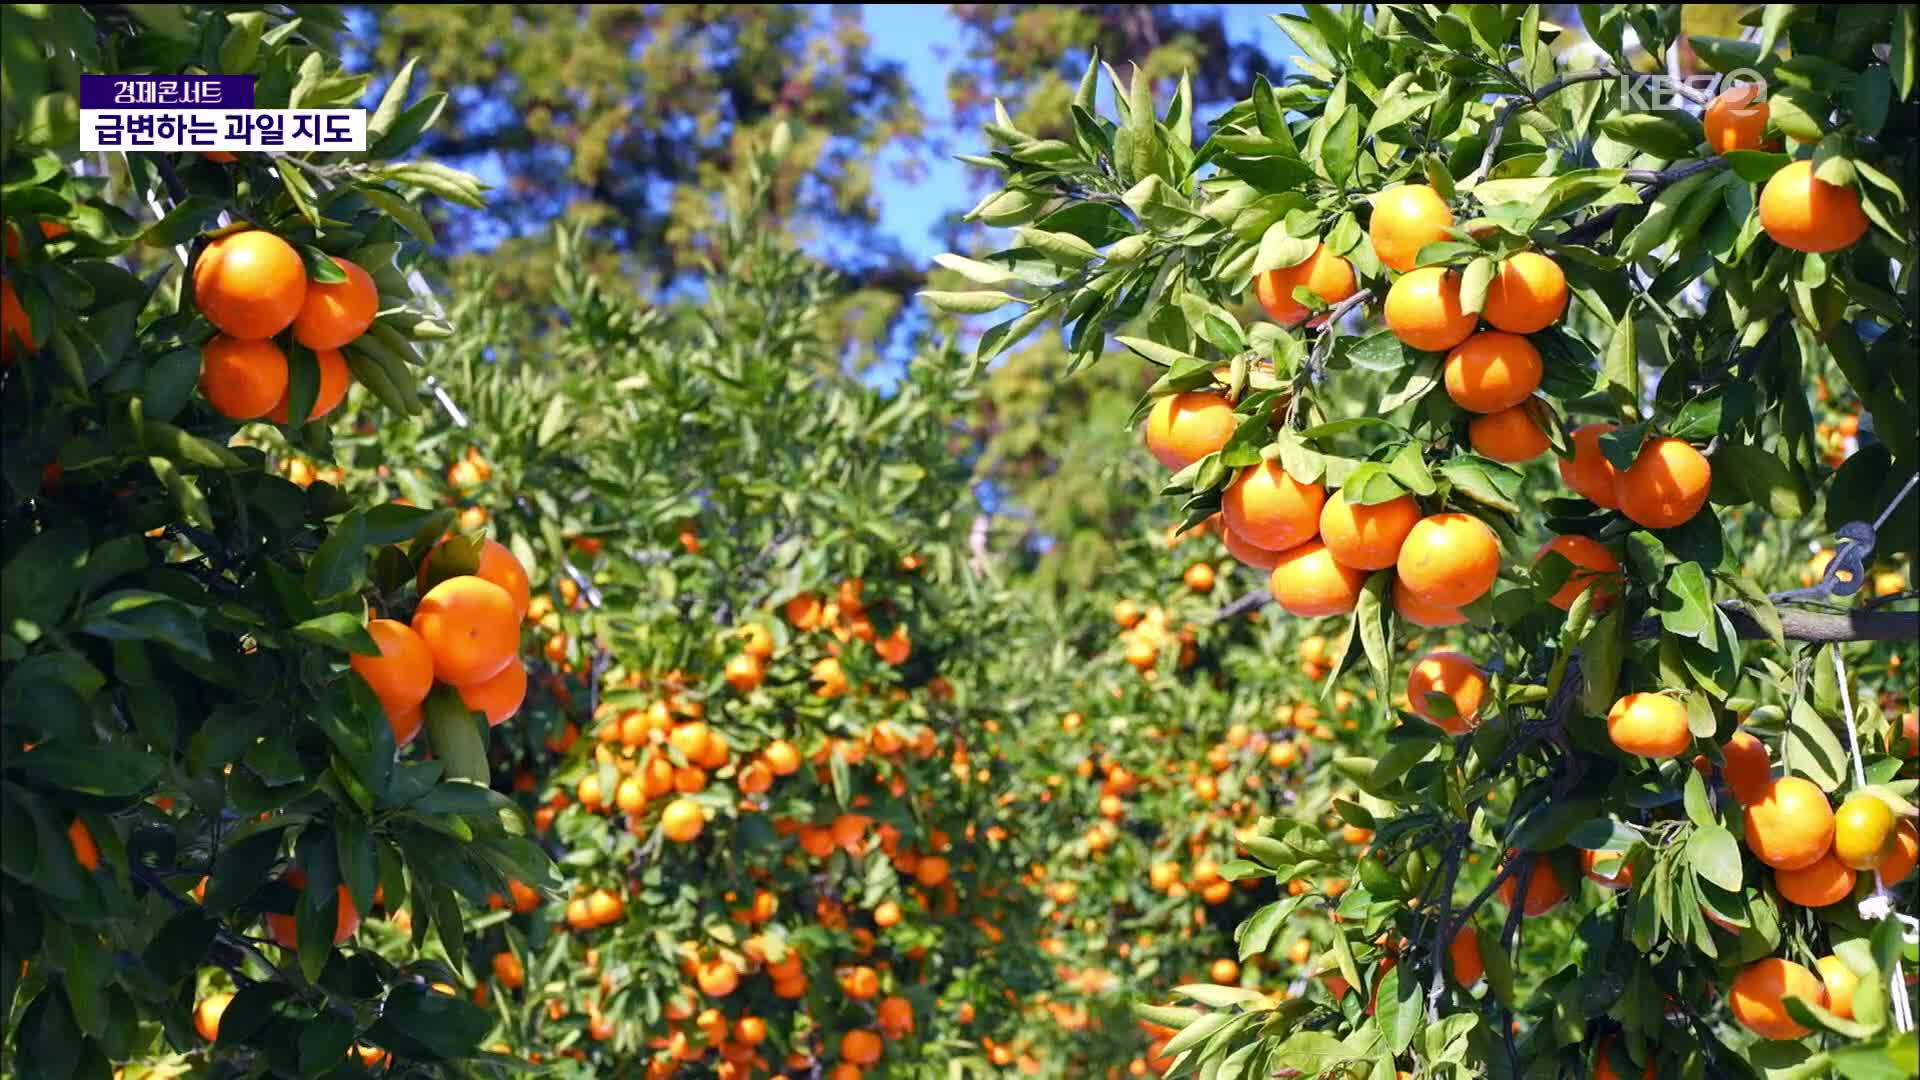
(349, 537, 531, 744)
(192, 229, 379, 423)
(781, 575, 916, 677)
(1111, 597, 1197, 678)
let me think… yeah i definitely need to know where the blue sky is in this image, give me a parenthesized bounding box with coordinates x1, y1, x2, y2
(856, 4, 1295, 262)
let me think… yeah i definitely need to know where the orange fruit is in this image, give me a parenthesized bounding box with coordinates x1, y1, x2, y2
(1406, 651, 1485, 734)
(1615, 437, 1711, 529)
(1448, 925, 1483, 986)
(68, 818, 99, 871)
(420, 538, 531, 621)
(1481, 252, 1568, 334)
(1814, 955, 1859, 1020)
(199, 335, 290, 420)
(1183, 562, 1216, 593)
(1877, 820, 1918, 883)
(350, 618, 435, 716)
(1391, 576, 1465, 627)
(267, 874, 360, 948)
(737, 760, 773, 794)
(785, 593, 824, 629)
(1743, 777, 1835, 870)
(1395, 512, 1499, 608)
(388, 704, 423, 747)
(292, 256, 377, 349)
(764, 740, 801, 776)
(661, 797, 704, 841)
(458, 657, 527, 726)
(840, 964, 880, 999)
(840, 1030, 883, 1066)
(411, 575, 519, 687)
(192, 230, 307, 340)
(696, 959, 739, 997)
(1534, 535, 1620, 610)
(1704, 84, 1769, 154)
(1594, 1036, 1653, 1080)
(811, 656, 848, 698)
(735, 1016, 769, 1046)
(3, 219, 68, 259)
(194, 992, 233, 1042)
(1494, 854, 1565, 916)
(1254, 243, 1356, 325)
(1721, 731, 1773, 807)
(1606, 693, 1691, 759)
(874, 624, 911, 665)
(584, 884, 624, 925)
(1369, 185, 1454, 273)
(1832, 793, 1897, 870)
(1468, 403, 1550, 462)
(1384, 266, 1477, 352)
(670, 721, 714, 762)
(738, 623, 774, 660)
(491, 950, 525, 990)
(1220, 525, 1284, 570)
(1269, 540, 1368, 618)
(1, 279, 32, 362)
(1559, 423, 1622, 509)
(877, 995, 914, 1037)
(1774, 850, 1854, 907)
(1209, 958, 1240, 984)
(267, 347, 349, 423)
(1444, 331, 1541, 413)
(914, 855, 950, 886)
(1581, 848, 1633, 890)
(724, 653, 765, 691)
(1759, 160, 1870, 254)
(1144, 391, 1236, 471)
(1730, 957, 1826, 1041)
(1222, 461, 1326, 551)
(1318, 491, 1420, 571)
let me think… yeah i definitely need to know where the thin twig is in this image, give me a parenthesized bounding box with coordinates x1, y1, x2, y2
(1559, 160, 1726, 245)
(1473, 67, 1621, 183)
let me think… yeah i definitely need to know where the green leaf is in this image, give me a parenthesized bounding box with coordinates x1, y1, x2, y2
(1321, 107, 1360, 187)
(1687, 825, 1744, 891)
(1767, 86, 1829, 142)
(305, 510, 367, 598)
(292, 613, 377, 654)
(1596, 112, 1703, 159)
(365, 984, 491, 1061)
(145, 196, 224, 248)
(1657, 562, 1715, 644)
(76, 590, 210, 661)
(1784, 698, 1848, 791)
(1830, 1033, 1918, 1080)
(920, 290, 1023, 315)
(1459, 256, 1495, 315)
(1171, 984, 1268, 1008)
(368, 57, 420, 140)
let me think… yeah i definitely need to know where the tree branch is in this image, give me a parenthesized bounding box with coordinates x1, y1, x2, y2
(1631, 604, 1919, 644)
(1211, 588, 1272, 623)
(1559, 159, 1726, 245)
(1472, 67, 1620, 183)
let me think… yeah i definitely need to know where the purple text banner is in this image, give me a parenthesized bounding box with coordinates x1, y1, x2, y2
(80, 74, 255, 110)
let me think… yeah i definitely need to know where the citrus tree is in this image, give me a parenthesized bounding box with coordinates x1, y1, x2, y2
(931, 3, 1918, 1075)
(318, 143, 1074, 1079)
(1, 5, 555, 1077)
